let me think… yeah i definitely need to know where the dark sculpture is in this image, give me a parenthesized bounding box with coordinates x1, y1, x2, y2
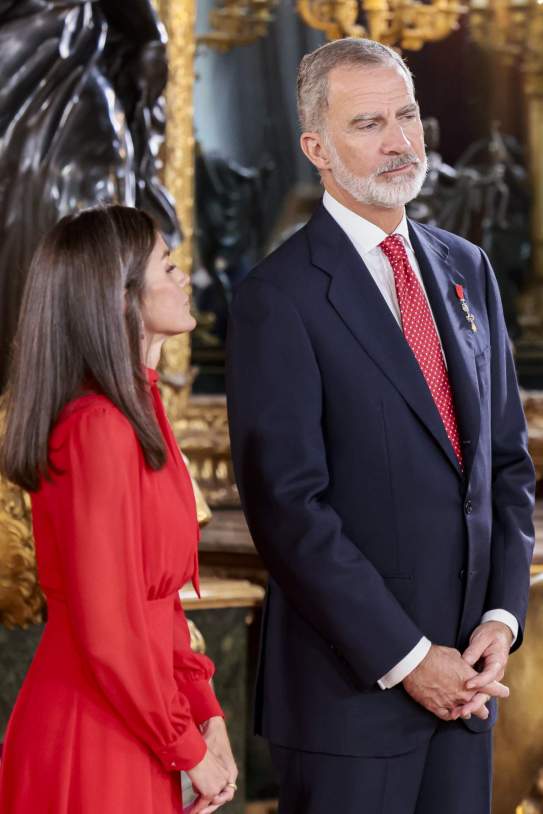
(0, 0, 180, 387)
(191, 147, 274, 392)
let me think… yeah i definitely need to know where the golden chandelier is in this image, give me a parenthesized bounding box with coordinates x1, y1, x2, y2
(297, 0, 466, 51)
(199, 0, 467, 52)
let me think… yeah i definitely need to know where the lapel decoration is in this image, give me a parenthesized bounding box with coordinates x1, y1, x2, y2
(454, 284, 477, 333)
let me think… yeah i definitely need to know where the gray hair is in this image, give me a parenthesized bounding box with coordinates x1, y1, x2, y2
(297, 38, 415, 133)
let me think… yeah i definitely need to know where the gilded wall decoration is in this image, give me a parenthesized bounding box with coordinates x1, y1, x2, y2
(493, 575, 543, 814)
(157, 0, 197, 393)
(174, 398, 238, 508)
(0, 477, 44, 629)
(198, 0, 280, 50)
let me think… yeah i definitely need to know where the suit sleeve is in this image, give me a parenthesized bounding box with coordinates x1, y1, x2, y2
(226, 276, 424, 688)
(481, 250, 535, 649)
(172, 595, 224, 724)
(56, 406, 207, 771)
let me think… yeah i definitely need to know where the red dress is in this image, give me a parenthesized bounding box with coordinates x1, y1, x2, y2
(0, 369, 223, 813)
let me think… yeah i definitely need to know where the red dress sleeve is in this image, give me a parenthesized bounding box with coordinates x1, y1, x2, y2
(52, 404, 207, 772)
(172, 596, 224, 725)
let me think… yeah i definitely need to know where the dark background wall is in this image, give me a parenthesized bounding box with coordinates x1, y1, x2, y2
(405, 20, 525, 163)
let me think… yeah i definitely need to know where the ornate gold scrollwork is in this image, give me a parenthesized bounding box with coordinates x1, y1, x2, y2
(154, 0, 215, 523)
(174, 398, 238, 510)
(297, 0, 466, 51)
(522, 392, 543, 482)
(297, 0, 367, 40)
(0, 477, 44, 629)
(198, 0, 280, 52)
(157, 0, 197, 394)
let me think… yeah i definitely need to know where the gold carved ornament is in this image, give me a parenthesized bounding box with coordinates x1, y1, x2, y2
(156, 0, 197, 422)
(0, 476, 44, 629)
(469, 0, 543, 71)
(154, 0, 215, 521)
(297, 0, 466, 50)
(200, 0, 465, 53)
(494, 574, 543, 814)
(198, 0, 280, 51)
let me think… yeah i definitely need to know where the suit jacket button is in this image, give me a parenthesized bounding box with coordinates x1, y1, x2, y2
(464, 499, 473, 515)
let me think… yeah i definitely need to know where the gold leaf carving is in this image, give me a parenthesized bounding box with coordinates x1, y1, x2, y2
(0, 478, 44, 628)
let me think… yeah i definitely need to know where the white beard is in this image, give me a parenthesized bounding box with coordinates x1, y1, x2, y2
(326, 140, 428, 209)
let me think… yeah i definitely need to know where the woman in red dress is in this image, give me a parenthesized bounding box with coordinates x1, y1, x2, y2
(0, 206, 237, 813)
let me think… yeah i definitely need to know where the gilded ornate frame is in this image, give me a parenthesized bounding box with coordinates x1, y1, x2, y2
(157, 0, 196, 396)
(157, 0, 237, 513)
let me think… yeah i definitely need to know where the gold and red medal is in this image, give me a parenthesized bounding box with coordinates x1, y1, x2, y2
(455, 284, 477, 333)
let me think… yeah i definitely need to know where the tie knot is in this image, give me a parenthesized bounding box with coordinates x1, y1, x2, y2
(379, 234, 407, 266)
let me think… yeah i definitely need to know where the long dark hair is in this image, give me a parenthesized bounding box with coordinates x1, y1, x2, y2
(0, 205, 167, 491)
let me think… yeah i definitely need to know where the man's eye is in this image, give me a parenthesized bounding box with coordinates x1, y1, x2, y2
(401, 113, 417, 120)
(359, 122, 377, 131)
(166, 264, 175, 273)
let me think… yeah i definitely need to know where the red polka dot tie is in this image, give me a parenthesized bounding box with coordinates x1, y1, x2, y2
(380, 234, 463, 467)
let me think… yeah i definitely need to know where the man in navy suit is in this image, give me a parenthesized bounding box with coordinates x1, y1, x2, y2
(226, 38, 535, 814)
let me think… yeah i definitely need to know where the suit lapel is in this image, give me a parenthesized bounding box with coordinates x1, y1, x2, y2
(408, 221, 481, 478)
(306, 204, 471, 479)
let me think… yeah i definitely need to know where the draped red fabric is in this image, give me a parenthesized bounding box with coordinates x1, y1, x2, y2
(0, 370, 223, 812)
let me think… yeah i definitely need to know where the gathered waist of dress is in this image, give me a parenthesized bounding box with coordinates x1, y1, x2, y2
(42, 587, 178, 650)
(40, 590, 178, 675)
(43, 586, 179, 607)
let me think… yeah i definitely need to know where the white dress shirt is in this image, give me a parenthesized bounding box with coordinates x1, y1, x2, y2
(322, 191, 518, 689)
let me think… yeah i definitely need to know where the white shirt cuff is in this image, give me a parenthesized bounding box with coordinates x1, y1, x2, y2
(480, 609, 518, 646)
(377, 637, 432, 689)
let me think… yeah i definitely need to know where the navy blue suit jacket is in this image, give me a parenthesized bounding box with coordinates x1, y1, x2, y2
(226, 204, 535, 757)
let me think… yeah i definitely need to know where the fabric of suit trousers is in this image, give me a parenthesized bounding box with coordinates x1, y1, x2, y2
(269, 720, 492, 814)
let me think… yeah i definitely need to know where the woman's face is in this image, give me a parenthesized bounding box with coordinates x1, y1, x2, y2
(140, 234, 196, 338)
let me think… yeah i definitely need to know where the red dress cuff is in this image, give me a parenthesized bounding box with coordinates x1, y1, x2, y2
(157, 719, 207, 772)
(180, 678, 224, 725)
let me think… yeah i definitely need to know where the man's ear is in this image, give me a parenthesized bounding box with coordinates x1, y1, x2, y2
(300, 131, 331, 171)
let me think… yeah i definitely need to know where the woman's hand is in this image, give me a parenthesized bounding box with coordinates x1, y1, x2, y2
(201, 717, 238, 784)
(190, 717, 238, 813)
(186, 749, 229, 809)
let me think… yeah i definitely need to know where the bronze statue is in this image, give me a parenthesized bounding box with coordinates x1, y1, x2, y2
(192, 147, 274, 391)
(0, 0, 180, 388)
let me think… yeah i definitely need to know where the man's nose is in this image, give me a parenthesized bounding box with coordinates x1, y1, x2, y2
(382, 122, 411, 154)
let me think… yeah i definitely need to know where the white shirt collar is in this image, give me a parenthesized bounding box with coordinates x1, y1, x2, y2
(322, 190, 412, 255)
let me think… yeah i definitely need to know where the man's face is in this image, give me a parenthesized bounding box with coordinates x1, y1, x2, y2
(319, 64, 427, 208)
